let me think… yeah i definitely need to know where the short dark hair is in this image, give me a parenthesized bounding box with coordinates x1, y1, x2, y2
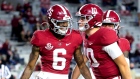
(102, 23, 114, 25)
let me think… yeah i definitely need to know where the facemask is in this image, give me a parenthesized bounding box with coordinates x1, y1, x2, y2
(51, 19, 72, 35)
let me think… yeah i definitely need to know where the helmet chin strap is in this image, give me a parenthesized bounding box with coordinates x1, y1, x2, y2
(58, 28, 68, 35)
(79, 26, 86, 31)
(52, 25, 68, 35)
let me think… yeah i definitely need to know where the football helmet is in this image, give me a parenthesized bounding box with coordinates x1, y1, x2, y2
(47, 4, 72, 35)
(76, 4, 103, 31)
(103, 10, 121, 30)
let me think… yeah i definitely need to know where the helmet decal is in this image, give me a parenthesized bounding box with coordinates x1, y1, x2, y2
(92, 8, 98, 16)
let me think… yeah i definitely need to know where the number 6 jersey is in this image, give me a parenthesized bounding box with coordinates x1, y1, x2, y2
(30, 29, 82, 74)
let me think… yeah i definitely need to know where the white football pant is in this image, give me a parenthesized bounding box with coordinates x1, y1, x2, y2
(35, 71, 68, 79)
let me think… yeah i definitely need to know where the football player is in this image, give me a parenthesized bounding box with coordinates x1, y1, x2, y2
(20, 4, 92, 79)
(71, 4, 132, 79)
(102, 10, 131, 65)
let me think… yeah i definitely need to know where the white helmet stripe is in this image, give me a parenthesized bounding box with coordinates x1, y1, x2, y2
(79, 5, 86, 14)
(57, 4, 67, 15)
(106, 10, 111, 18)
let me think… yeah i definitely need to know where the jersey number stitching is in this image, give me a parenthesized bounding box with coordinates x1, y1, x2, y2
(53, 48, 66, 70)
(86, 48, 99, 67)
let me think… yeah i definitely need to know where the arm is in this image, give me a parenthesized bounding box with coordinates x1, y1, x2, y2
(20, 45, 40, 79)
(123, 51, 130, 66)
(71, 55, 88, 79)
(73, 46, 92, 79)
(114, 55, 131, 79)
(103, 42, 132, 79)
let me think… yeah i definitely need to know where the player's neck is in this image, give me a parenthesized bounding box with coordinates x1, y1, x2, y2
(86, 28, 100, 36)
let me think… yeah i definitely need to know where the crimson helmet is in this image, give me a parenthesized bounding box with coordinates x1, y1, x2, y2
(76, 4, 103, 31)
(103, 10, 121, 30)
(47, 4, 72, 35)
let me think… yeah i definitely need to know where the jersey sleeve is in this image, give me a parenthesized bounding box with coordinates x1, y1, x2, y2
(30, 31, 41, 47)
(102, 42, 123, 59)
(124, 39, 131, 51)
(100, 29, 118, 46)
(118, 38, 131, 52)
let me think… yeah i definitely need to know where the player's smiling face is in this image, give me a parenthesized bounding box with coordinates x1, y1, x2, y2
(78, 16, 91, 31)
(57, 21, 69, 31)
(78, 17, 88, 27)
(51, 20, 70, 36)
